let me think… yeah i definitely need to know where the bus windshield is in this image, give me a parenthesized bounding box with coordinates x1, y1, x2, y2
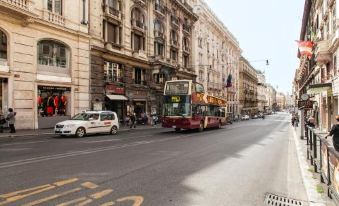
(163, 103, 191, 116)
(165, 81, 190, 95)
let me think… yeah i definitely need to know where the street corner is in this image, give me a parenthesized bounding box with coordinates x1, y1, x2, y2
(0, 177, 144, 206)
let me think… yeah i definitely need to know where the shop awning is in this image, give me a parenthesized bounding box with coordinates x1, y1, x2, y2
(106, 95, 128, 101)
(307, 83, 332, 95)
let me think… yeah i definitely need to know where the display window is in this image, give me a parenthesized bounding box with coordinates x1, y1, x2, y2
(37, 86, 71, 117)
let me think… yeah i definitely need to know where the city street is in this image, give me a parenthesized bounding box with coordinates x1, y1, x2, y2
(0, 113, 308, 206)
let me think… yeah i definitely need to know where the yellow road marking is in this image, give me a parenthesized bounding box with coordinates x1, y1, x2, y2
(0, 186, 55, 206)
(22, 187, 82, 206)
(116, 196, 144, 206)
(76, 199, 93, 206)
(53, 178, 79, 186)
(0, 178, 79, 205)
(0, 184, 50, 199)
(56, 197, 87, 206)
(100, 202, 115, 206)
(80, 182, 98, 189)
(90, 189, 113, 199)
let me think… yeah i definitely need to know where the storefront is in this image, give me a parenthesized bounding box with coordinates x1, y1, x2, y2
(37, 85, 71, 128)
(105, 82, 127, 122)
(126, 89, 150, 118)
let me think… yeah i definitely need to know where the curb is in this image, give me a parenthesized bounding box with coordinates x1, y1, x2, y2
(0, 126, 163, 139)
(291, 126, 327, 206)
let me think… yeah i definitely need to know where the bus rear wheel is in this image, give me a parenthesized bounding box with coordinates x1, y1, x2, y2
(198, 122, 204, 132)
(175, 128, 181, 132)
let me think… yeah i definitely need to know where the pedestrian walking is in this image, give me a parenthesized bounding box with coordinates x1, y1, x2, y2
(6, 108, 16, 133)
(326, 115, 339, 152)
(307, 116, 316, 128)
(130, 113, 136, 129)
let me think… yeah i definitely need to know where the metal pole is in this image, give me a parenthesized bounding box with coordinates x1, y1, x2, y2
(300, 109, 305, 139)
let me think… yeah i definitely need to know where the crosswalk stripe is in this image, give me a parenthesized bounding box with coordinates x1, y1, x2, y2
(80, 182, 98, 189)
(0, 184, 51, 199)
(22, 187, 82, 206)
(56, 197, 88, 206)
(100, 202, 115, 206)
(54, 178, 79, 187)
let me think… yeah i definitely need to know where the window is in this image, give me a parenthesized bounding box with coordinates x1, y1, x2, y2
(154, 41, 164, 57)
(183, 54, 189, 68)
(153, 73, 165, 84)
(38, 40, 69, 68)
(154, 20, 164, 37)
(100, 113, 114, 121)
(183, 37, 189, 51)
(170, 30, 178, 45)
(199, 53, 203, 65)
(198, 37, 202, 48)
(104, 62, 123, 82)
(132, 33, 145, 51)
(47, 0, 62, 15)
(170, 49, 178, 61)
(134, 68, 144, 84)
(108, 0, 120, 10)
(107, 22, 121, 45)
(0, 31, 7, 61)
(131, 7, 145, 28)
(155, 0, 164, 13)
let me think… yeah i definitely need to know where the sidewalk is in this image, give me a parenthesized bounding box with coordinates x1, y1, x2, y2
(292, 125, 335, 206)
(0, 124, 163, 139)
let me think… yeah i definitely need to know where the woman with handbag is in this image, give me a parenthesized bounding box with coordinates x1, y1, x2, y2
(6, 108, 16, 133)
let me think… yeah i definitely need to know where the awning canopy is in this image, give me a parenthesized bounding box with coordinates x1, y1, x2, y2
(307, 83, 332, 95)
(106, 95, 128, 101)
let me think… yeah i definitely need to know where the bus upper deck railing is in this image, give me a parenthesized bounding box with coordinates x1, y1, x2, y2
(305, 126, 339, 205)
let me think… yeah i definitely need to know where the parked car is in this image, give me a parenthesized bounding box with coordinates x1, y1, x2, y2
(241, 115, 250, 120)
(252, 115, 258, 119)
(55, 111, 119, 137)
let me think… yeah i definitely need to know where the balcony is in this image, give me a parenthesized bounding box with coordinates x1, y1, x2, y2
(132, 0, 146, 7)
(154, 3, 165, 15)
(131, 19, 146, 31)
(154, 30, 164, 39)
(315, 40, 331, 64)
(170, 39, 179, 48)
(44, 11, 65, 26)
(182, 24, 191, 34)
(0, 0, 35, 18)
(104, 6, 122, 22)
(171, 16, 179, 28)
(132, 50, 147, 59)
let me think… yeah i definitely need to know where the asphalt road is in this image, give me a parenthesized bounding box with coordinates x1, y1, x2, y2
(0, 113, 308, 206)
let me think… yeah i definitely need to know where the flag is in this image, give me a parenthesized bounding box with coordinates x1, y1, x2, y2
(296, 40, 314, 58)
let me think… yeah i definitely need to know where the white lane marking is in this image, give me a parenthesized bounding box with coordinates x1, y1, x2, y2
(0, 141, 48, 147)
(81, 139, 122, 144)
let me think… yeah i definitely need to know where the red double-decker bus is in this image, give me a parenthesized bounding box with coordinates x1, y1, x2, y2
(162, 80, 227, 132)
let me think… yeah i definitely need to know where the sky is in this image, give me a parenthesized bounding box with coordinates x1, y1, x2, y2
(205, 0, 305, 94)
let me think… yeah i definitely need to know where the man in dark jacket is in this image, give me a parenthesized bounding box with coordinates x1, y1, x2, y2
(327, 115, 339, 152)
(6, 108, 16, 133)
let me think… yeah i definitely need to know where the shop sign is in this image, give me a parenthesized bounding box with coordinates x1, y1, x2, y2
(38, 86, 71, 91)
(128, 90, 148, 99)
(297, 100, 314, 109)
(106, 84, 125, 94)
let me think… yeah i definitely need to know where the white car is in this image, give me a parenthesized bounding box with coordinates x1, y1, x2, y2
(241, 115, 250, 120)
(55, 111, 119, 137)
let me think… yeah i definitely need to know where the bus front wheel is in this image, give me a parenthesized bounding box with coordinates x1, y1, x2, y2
(198, 122, 204, 132)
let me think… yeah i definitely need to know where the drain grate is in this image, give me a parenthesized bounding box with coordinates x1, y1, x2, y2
(264, 193, 305, 206)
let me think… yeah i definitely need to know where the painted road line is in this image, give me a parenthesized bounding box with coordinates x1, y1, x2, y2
(81, 139, 121, 144)
(116, 196, 144, 206)
(0, 141, 49, 146)
(81, 182, 98, 189)
(0, 178, 78, 205)
(56, 197, 87, 206)
(0, 132, 212, 169)
(100, 202, 115, 206)
(0, 186, 55, 206)
(22, 187, 82, 206)
(73, 189, 113, 206)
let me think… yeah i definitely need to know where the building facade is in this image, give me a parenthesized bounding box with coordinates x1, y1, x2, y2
(0, 0, 90, 129)
(191, 0, 241, 117)
(239, 56, 258, 115)
(294, 0, 338, 131)
(266, 84, 277, 112)
(276, 92, 286, 111)
(89, 0, 198, 121)
(256, 70, 267, 112)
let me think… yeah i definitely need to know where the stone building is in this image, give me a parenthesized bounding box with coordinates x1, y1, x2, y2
(266, 84, 277, 112)
(0, 0, 90, 129)
(191, 0, 241, 117)
(239, 56, 258, 115)
(294, 0, 338, 131)
(276, 92, 286, 111)
(256, 70, 267, 112)
(89, 0, 197, 121)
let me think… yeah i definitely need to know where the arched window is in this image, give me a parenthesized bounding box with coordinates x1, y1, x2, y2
(154, 19, 164, 37)
(131, 7, 145, 27)
(0, 30, 7, 63)
(38, 40, 70, 70)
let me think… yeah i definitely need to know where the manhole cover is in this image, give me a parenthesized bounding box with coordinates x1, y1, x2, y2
(265, 193, 306, 206)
